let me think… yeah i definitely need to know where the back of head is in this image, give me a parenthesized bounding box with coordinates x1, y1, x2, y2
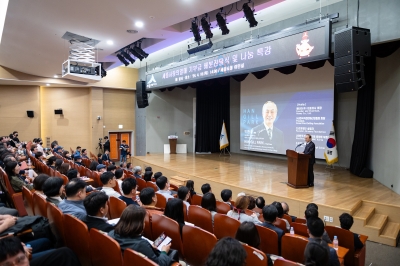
(206, 237, 247, 266)
(307, 203, 319, 210)
(89, 161, 99, 171)
(177, 186, 189, 200)
(164, 198, 185, 224)
(5, 161, 18, 178)
(201, 183, 211, 194)
(272, 201, 284, 218)
(100, 171, 115, 185)
(247, 196, 256, 210)
(153, 172, 162, 180)
(121, 178, 137, 195)
(156, 176, 168, 190)
(143, 171, 153, 182)
(107, 165, 116, 172)
(255, 197, 265, 209)
(221, 189, 232, 202)
(55, 159, 63, 169)
(262, 204, 278, 223)
(47, 156, 57, 165)
(140, 187, 155, 205)
(201, 192, 217, 212)
(33, 174, 50, 191)
(66, 169, 78, 181)
(115, 169, 124, 179)
(305, 207, 319, 220)
(235, 221, 260, 248)
(133, 166, 142, 174)
(281, 202, 289, 214)
(0, 237, 25, 263)
(59, 163, 70, 175)
(84, 191, 109, 216)
(145, 166, 152, 172)
(186, 180, 194, 190)
(115, 205, 146, 237)
(65, 178, 87, 198)
(43, 177, 64, 197)
(306, 217, 325, 238)
(234, 196, 250, 210)
(339, 213, 354, 230)
(304, 240, 329, 266)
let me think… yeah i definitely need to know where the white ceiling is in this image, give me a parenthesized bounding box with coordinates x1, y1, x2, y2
(0, 0, 341, 79)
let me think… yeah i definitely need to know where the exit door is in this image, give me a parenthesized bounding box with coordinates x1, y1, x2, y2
(108, 132, 132, 161)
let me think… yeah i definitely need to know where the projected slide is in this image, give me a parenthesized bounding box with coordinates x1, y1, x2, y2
(240, 89, 334, 159)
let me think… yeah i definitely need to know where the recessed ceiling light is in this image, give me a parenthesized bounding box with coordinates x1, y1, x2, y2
(46, 83, 50, 86)
(127, 30, 138, 34)
(135, 21, 144, 28)
(106, 40, 113, 45)
(54, 75, 58, 78)
(149, 16, 155, 19)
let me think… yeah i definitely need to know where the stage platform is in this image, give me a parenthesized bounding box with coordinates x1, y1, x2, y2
(131, 153, 400, 246)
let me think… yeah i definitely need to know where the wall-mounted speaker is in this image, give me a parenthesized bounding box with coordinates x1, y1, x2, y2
(54, 109, 63, 115)
(136, 80, 149, 108)
(27, 110, 34, 118)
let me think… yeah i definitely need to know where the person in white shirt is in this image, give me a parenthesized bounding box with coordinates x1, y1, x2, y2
(227, 196, 261, 224)
(155, 176, 174, 200)
(100, 171, 121, 198)
(177, 186, 190, 211)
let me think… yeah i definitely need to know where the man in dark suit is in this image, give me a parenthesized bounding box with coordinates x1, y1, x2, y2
(301, 134, 315, 187)
(260, 204, 285, 248)
(83, 191, 115, 233)
(101, 150, 110, 164)
(103, 136, 110, 152)
(249, 101, 284, 153)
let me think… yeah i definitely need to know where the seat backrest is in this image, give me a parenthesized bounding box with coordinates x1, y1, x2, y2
(188, 205, 213, 233)
(274, 218, 288, 232)
(182, 225, 217, 266)
(91, 172, 101, 187)
(146, 181, 158, 191)
(283, 214, 292, 224)
(47, 202, 65, 247)
(109, 196, 127, 219)
(136, 177, 147, 191)
(2, 170, 16, 196)
(54, 170, 63, 179)
(84, 168, 92, 180)
(155, 193, 167, 209)
(33, 193, 48, 218)
(112, 181, 122, 194)
(151, 214, 185, 258)
(90, 228, 123, 266)
(123, 248, 157, 266)
(295, 217, 307, 224)
(169, 183, 178, 191)
(143, 211, 153, 240)
(242, 244, 267, 266)
(61, 174, 69, 185)
(216, 201, 231, 214)
(22, 186, 35, 216)
(256, 225, 279, 256)
(191, 194, 202, 206)
(291, 222, 309, 238)
(325, 225, 355, 266)
(63, 214, 92, 266)
(274, 258, 299, 266)
(214, 213, 241, 239)
(281, 235, 308, 263)
(78, 165, 86, 177)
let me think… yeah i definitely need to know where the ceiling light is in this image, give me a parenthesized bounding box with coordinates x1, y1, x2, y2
(190, 17, 201, 43)
(243, 2, 258, 28)
(216, 11, 230, 35)
(128, 46, 144, 61)
(134, 42, 149, 58)
(54, 75, 58, 78)
(201, 14, 213, 39)
(106, 40, 114, 45)
(127, 30, 138, 34)
(46, 83, 50, 86)
(120, 50, 136, 64)
(135, 21, 144, 28)
(116, 54, 129, 66)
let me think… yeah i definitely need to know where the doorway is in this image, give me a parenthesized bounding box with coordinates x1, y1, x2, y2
(108, 132, 132, 161)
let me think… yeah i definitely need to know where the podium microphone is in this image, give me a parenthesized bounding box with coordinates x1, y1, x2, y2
(295, 143, 304, 152)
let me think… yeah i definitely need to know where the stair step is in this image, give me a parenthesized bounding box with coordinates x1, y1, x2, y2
(380, 222, 400, 240)
(353, 205, 375, 221)
(366, 214, 388, 232)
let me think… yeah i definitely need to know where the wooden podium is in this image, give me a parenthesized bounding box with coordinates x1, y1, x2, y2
(286, 149, 310, 188)
(169, 138, 177, 154)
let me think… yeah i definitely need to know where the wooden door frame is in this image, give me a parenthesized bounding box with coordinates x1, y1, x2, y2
(106, 130, 135, 160)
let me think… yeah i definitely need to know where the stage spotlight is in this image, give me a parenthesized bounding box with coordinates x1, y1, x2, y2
(133, 43, 149, 59)
(216, 12, 230, 35)
(128, 46, 144, 61)
(190, 18, 201, 43)
(243, 2, 258, 28)
(201, 14, 213, 39)
(121, 50, 136, 64)
(116, 54, 129, 66)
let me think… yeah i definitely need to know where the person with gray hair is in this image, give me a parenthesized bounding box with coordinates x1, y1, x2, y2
(281, 201, 297, 222)
(133, 166, 142, 179)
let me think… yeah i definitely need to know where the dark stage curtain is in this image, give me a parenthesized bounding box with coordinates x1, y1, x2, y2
(195, 78, 230, 153)
(349, 56, 376, 177)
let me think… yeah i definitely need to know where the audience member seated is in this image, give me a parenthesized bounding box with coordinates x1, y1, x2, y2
(115, 169, 124, 191)
(73, 146, 81, 158)
(43, 177, 65, 206)
(339, 213, 364, 250)
(96, 164, 106, 173)
(107, 164, 116, 174)
(145, 166, 152, 172)
(73, 155, 82, 166)
(53, 146, 63, 155)
(227, 196, 260, 224)
(201, 192, 218, 226)
(186, 180, 196, 196)
(156, 176, 174, 200)
(120, 162, 127, 170)
(35, 151, 46, 163)
(143, 171, 153, 182)
(247, 196, 256, 210)
(83, 191, 114, 232)
(140, 187, 164, 215)
(119, 178, 139, 206)
(0, 214, 18, 233)
(126, 162, 133, 172)
(304, 238, 330, 266)
(5, 161, 33, 192)
(272, 201, 290, 231)
(46, 156, 57, 169)
(253, 196, 265, 216)
(100, 171, 121, 198)
(66, 169, 79, 181)
(153, 171, 162, 181)
(54, 159, 63, 171)
(81, 148, 89, 159)
(33, 174, 50, 198)
(109, 205, 173, 266)
(59, 163, 70, 175)
(30, 144, 38, 156)
(89, 161, 99, 171)
(260, 205, 285, 246)
(206, 237, 246, 266)
(97, 153, 103, 164)
(201, 183, 212, 194)
(305, 207, 332, 243)
(177, 186, 190, 210)
(58, 179, 87, 220)
(281, 201, 296, 222)
(62, 151, 72, 160)
(235, 222, 273, 266)
(164, 198, 185, 234)
(101, 150, 111, 164)
(133, 166, 142, 179)
(221, 189, 233, 210)
(306, 217, 340, 266)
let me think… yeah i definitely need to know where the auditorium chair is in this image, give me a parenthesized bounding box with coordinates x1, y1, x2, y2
(213, 213, 241, 239)
(187, 205, 213, 233)
(291, 222, 309, 238)
(295, 217, 307, 224)
(245, 209, 256, 216)
(242, 243, 268, 266)
(61, 174, 69, 185)
(82, 158, 91, 168)
(325, 225, 367, 266)
(136, 177, 147, 191)
(109, 196, 127, 219)
(283, 214, 292, 224)
(143, 211, 154, 240)
(256, 225, 279, 255)
(54, 170, 63, 179)
(84, 168, 92, 180)
(146, 181, 158, 191)
(216, 201, 231, 214)
(123, 248, 157, 266)
(63, 214, 92, 266)
(155, 193, 167, 209)
(274, 218, 289, 232)
(33, 192, 47, 218)
(22, 186, 35, 216)
(151, 214, 185, 258)
(169, 183, 179, 191)
(274, 258, 298, 266)
(0, 169, 27, 216)
(47, 202, 65, 247)
(91, 171, 101, 187)
(78, 165, 86, 177)
(48, 167, 55, 177)
(281, 234, 308, 263)
(182, 225, 217, 266)
(183, 203, 188, 221)
(90, 228, 123, 266)
(191, 194, 202, 206)
(112, 181, 122, 194)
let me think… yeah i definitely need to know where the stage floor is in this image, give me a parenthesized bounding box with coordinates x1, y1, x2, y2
(132, 153, 400, 211)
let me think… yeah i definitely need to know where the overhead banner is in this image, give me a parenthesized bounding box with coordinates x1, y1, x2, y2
(146, 19, 331, 90)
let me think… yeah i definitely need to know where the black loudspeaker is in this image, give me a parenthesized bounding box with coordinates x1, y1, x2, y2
(27, 110, 34, 118)
(359, 168, 373, 178)
(54, 109, 63, 115)
(334, 27, 371, 93)
(136, 80, 149, 108)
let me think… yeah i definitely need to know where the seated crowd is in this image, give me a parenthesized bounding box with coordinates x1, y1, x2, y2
(0, 134, 366, 266)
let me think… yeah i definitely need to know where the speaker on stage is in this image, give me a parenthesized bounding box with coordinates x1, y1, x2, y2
(334, 27, 371, 93)
(136, 80, 149, 108)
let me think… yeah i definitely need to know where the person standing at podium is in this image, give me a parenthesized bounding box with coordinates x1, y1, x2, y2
(301, 134, 315, 187)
